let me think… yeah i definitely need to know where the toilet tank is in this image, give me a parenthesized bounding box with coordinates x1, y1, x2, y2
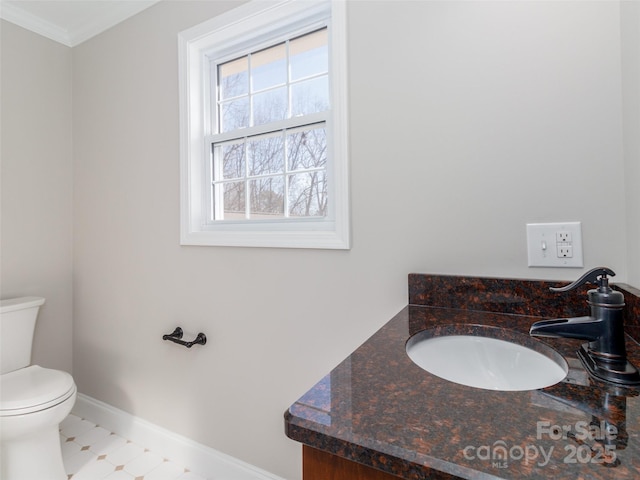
(0, 297, 45, 375)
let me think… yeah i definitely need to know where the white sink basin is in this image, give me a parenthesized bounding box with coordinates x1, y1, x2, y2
(406, 326, 568, 391)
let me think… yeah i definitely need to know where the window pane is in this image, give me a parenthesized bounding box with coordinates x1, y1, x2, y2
(214, 141, 245, 180)
(248, 133, 284, 176)
(220, 98, 249, 133)
(219, 57, 248, 100)
(290, 29, 328, 81)
(252, 87, 288, 126)
(287, 126, 327, 171)
(250, 176, 284, 218)
(221, 181, 246, 219)
(291, 76, 329, 116)
(251, 43, 286, 92)
(288, 171, 327, 217)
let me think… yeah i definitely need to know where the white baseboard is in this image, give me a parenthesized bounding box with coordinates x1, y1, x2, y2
(72, 393, 286, 480)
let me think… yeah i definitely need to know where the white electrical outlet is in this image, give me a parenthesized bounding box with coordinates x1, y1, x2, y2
(526, 222, 583, 268)
(557, 245, 573, 258)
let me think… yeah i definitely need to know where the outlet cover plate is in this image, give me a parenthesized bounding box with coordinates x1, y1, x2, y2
(527, 222, 583, 268)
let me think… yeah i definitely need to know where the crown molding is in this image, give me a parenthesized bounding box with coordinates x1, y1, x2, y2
(0, 1, 161, 47)
(1, 1, 71, 46)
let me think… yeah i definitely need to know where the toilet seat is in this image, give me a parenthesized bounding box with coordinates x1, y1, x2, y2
(0, 365, 76, 417)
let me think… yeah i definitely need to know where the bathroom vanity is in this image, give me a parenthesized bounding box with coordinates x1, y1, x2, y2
(285, 274, 640, 479)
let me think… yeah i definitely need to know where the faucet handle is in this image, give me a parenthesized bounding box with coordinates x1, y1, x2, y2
(550, 267, 616, 293)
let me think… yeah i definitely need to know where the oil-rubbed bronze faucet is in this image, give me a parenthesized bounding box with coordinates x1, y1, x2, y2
(530, 267, 640, 386)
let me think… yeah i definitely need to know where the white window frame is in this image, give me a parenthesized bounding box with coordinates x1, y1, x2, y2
(179, 0, 349, 249)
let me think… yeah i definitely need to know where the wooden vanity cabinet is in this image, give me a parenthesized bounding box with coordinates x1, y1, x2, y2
(303, 445, 404, 480)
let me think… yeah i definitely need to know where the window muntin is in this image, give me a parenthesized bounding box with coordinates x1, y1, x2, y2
(210, 28, 329, 222)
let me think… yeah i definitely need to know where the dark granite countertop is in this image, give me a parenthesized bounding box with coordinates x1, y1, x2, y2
(285, 274, 640, 479)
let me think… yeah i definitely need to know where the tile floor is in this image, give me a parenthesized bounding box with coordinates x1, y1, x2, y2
(60, 414, 206, 480)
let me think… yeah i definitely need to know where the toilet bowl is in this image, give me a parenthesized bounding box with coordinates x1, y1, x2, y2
(0, 297, 77, 480)
(1, 366, 77, 480)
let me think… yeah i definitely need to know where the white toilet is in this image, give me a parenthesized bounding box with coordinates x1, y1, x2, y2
(0, 297, 77, 480)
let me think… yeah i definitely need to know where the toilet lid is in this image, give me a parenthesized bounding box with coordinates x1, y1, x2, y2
(0, 365, 76, 416)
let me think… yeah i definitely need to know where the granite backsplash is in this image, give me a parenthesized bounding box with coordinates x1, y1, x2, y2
(408, 274, 640, 343)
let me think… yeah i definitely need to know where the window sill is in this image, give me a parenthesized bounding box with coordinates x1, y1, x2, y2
(180, 222, 350, 249)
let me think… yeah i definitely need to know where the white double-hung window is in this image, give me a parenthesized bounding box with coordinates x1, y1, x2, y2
(179, 0, 349, 249)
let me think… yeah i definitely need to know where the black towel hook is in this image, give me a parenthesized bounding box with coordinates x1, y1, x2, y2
(162, 327, 207, 348)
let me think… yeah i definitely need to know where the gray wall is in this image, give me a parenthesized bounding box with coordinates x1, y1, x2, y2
(1, 1, 639, 479)
(1, 20, 73, 373)
(622, 1, 640, 288)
